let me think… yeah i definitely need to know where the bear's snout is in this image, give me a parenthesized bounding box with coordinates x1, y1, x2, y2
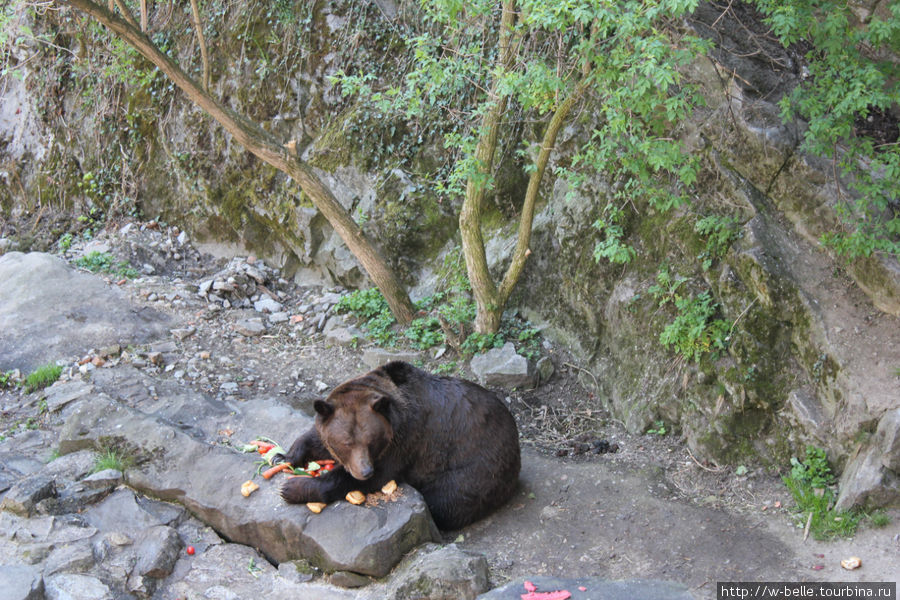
(348, 449, 375, 480)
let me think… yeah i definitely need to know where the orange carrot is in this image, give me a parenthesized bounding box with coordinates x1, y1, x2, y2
(262, 463, 293, 479)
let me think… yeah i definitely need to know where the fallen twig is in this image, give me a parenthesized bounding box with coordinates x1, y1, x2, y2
(687, 446, 722, 472)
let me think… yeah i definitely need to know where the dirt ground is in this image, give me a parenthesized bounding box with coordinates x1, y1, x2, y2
(2, 214, 898, 597)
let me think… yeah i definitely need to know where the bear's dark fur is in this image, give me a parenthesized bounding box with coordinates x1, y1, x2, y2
(280, 361, 521, 529)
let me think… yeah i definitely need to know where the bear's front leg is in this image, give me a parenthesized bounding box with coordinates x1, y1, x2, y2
(280, 466, 361, 504)
(279, 427, 331, 467)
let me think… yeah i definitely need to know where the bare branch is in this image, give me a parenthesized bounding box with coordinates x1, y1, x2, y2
(111, 0, 138, 29)
(188, 0, 209, 92)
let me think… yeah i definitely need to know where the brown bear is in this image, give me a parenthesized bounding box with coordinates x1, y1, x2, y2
(279, 361, 520, 529)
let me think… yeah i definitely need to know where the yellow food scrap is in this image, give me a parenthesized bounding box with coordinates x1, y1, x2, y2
(345, 490, 366, 505)
(306, 502, 327, 514)
(240, 480, 260, 497)
(381, 480, 398, 495)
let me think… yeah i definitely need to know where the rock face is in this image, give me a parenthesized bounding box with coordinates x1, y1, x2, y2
(835, 408, 900, 511)
(57, 385, 439, 576)
(0, 252, 170, 373)
(0, 564, 44, 600)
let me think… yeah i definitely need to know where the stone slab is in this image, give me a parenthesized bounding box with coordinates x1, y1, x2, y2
(58, 393, 439, 576)
(0, 252, 171, 373)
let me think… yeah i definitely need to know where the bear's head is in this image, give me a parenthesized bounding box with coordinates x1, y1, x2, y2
(314, 384, 394, 481)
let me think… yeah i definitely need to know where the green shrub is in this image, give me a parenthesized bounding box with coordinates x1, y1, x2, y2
(73, 251, 139, 279)
(695, 215, 741, 270)
(659, 292, 730, 362)
(404, 316, 444, 350)
(751, 0, 900, 259)
(782, 445, 859, 539)
(335, 288, 398, 345)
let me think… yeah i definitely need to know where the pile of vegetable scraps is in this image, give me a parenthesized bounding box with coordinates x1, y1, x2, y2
(238, 438, 337, 495)
(238, 438, 399, 513)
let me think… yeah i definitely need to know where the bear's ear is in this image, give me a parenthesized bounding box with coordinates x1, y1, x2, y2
(380, 361, 410, 385)
(370, 394, 390, 416)
(314, 399, 335, 420)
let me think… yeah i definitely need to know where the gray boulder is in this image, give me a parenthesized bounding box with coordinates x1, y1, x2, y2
(878, 408, 900, 472)
(0, 475, 57, 516)
(835, 408, 900, 511)
(233, 318, 266, 337)
(81, 489, 181, 537)
(384, 543, 490, 600)
(45, 573, 113, 600)
(362, 349, 421, 370)
(0, 252, 170, 373)
(44, 541, 95, 576)
(0, 564, 44, 600)
(163, 542, 356, 600)
(127, 525, 183, 595)
(470, 342, 534, 389)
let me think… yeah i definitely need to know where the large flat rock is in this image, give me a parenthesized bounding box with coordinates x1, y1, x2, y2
(0, 252, 171, 372)
(57, 390, 438, 577)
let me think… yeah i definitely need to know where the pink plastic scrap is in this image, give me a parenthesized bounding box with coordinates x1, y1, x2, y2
(521, 580, 572, 600)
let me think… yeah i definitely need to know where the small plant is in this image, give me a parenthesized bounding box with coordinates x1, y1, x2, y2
(23, 363, 62, 393)
(647, 420, 668, 436)
(593, 204, 636, 265)
(868, 511, 891, 528)
(789, 445, 834, 489)
(93, 448, 128, 472)
(461, 331, 504, 356)
(782, 445, 860, 539)
(0, 370, 16, 389)
(57, 233, 73, 253)
(694, 215, 741, 270)
(431, 361, 458, 375)
(73, 251, 140, 279)
(404, 316, 443, 350)
(335, 288, 398, 345)
(648, 265, 688, 307)
(659, 292, 730, 362)
(247, 557, 262, 578)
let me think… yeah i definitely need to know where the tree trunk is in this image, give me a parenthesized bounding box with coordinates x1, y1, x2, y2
(496, 85, 584, 309)
(459, 0, 518, 334)
(59, 0, 415, 324)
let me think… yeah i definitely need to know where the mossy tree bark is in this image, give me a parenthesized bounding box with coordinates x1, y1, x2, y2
(58, 0, 416, 325)
(459, 0, 584, 334)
